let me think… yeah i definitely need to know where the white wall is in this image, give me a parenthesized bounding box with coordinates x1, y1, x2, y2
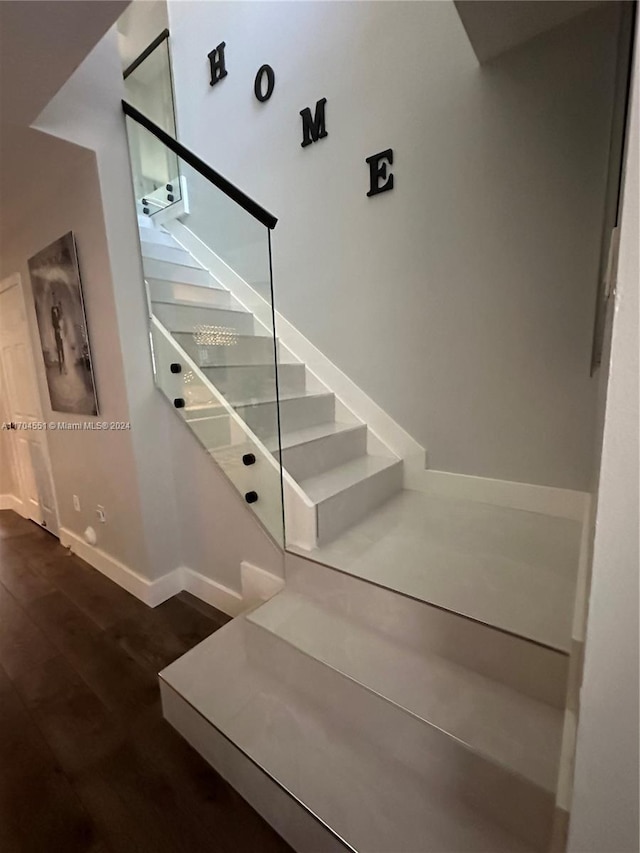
(117, 0, 169, 72)
(0, 137, 152, 572)
(568, 32, 639, 853)
(0, 27, 283, 594)
(169, 0, 621, 490)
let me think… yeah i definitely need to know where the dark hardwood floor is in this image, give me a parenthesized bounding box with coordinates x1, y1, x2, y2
(0, 510, 293, 853)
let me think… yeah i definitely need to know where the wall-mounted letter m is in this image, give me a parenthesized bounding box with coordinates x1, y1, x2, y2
(208, 41, 228, 87)
(300, 98, 328, 148)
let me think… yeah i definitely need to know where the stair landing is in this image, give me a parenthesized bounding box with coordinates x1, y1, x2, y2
(290, 489, 582, 651)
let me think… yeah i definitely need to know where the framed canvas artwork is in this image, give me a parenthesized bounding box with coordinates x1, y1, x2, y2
(28, 232, 99, 416)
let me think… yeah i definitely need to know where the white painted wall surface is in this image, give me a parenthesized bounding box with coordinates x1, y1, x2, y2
(117, 0, 169, 72)
(169, 0, 621, 490)
(0, 139, 151, 574)
(568, 33, 639, 853)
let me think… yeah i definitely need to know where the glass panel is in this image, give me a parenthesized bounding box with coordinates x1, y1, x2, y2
(124, 36, 176, 136)
(179, 161, 273, 304)
(125, 115, 284, 546)
(124, 37, 180, 219)
(125, 116, 182, 217)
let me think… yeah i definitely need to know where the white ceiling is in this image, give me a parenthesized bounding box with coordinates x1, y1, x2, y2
(454, 0, 606, 63)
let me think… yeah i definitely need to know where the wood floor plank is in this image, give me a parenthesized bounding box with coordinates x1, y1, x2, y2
(128, 706, 295, 853)
(0, 583, 58, 680)
(11, 655, 126, 777)
(0, 664, 104, 853)
(0, 511, 41, 539)
(0, 510, 292, 853)
(0, 549, 57, 604)
(34, 551, 146, 630)
(176, 591, 232, 628)
(73, 733, 239, 853)
(104, 608, 189, 674)
(155, 595, 224, 648)
(24, 591, 159, 720)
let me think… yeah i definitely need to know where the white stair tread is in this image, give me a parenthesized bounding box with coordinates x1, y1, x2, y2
(140, 230, 184, 249)
(169, 325, 271, 338)
(174, 330, 266, 341)
(141, 245, 204, 268)
(161, 618, 535, 853)
(300, 454, 399, 504)
(151, 297, 238, 312)
(248, 589, 563, 792)
(232, 390, 333, 409)
(151, 298, 249, 314)
(203, 362, 289, 372)
(146, 277, 228, 294)
(145, 257, 207, 273)
(264, 421, 363, 452)
(185, 404, 223, 417)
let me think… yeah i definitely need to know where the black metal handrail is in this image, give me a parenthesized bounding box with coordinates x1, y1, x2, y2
(122, 100, 278, 230)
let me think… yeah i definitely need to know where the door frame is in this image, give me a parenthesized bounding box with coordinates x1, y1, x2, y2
(0, 271, 61, 534)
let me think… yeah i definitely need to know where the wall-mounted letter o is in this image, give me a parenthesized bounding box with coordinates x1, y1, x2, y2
(254, 64, 275, 102)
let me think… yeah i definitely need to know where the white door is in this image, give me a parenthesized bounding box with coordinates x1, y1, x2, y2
(0, 273, 60, 535)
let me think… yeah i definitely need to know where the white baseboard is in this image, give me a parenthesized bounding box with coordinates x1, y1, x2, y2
(0, 493, 26, 515)
(241, 560, 285, 609)
(59, 526, 181, 606)
(416, 470, 589, 521)
(59, 526, 244, 614)
(167, 221, 426, 474)
(182, 567, 244, 616)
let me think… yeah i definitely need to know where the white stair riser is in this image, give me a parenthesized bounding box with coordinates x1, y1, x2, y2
(147, 279, 232, 309)
(160, 682, 346, 853)
(185, 405, 223, 421)
(279, 426, 367, 483)
(285, 553, 570, 709)
(153, 302, 255, 336)
(237, 395, 335, 440)
(188, 415, 232, 449)
(316, 460, 403, 545)
(144, 256, 213, 286)
(245, 619, 555, 852)
(175, 332, 296, 367)
(141, 241, 203, 267)
(138, 226, 182, 247)
(204, 364, 306, 401)
(247, 590, 563, 794)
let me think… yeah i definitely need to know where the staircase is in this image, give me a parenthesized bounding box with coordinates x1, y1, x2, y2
(126, 88, 573, 853)
(138, 214, 403, 547)
(138, 219, 571, 853)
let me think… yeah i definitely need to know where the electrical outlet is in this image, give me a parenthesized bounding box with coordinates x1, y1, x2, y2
(73, 495, 81, 512)
(96, 506, 106, 523)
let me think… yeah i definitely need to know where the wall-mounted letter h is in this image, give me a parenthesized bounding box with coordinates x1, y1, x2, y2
(208, 41, 228, 87)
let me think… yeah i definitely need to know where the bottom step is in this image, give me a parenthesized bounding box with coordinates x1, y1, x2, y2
(161, 616, 546, 853)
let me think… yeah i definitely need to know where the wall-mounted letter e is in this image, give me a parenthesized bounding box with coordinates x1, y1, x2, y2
(208, 41, 228, 87)
(366, 149, 394, 197)
(300, 98, 328, 148)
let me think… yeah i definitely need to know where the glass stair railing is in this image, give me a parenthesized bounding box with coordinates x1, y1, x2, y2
(123, 101, 285, 546)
